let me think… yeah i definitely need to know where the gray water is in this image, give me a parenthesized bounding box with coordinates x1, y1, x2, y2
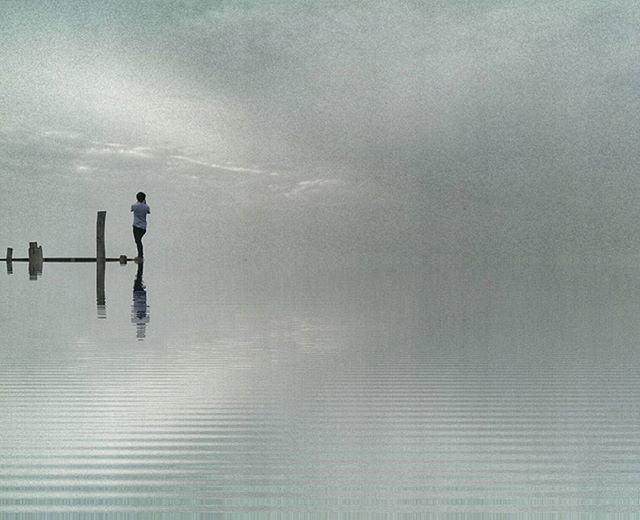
(2, 257, 640, 516)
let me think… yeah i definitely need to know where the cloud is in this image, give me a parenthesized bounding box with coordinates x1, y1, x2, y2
(164, 2, 640, 184)
(169, 155, 269, 175)
(85, 145, 155, 160)
(284, 178, 343, 200)
(88, 141, 127, 148)
(43, 130, 83, 141)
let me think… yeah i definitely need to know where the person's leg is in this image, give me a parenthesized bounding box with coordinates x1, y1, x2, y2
(138, 228, 146, 257)
(133, 226, 146, 258)
(133, 227, 141, 257)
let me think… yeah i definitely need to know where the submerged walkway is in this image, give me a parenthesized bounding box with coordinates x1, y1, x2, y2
(2, 257, 128, 262)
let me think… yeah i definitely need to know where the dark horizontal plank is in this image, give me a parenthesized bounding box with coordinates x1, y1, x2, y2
(1, 257, 128, 262)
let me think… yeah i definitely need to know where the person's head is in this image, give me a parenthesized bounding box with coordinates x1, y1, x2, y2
(136, 192, 146, 202)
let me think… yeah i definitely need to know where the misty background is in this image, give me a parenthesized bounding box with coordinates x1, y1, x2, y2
(1, 1, 639, 270)
(3, 4, 640, 513)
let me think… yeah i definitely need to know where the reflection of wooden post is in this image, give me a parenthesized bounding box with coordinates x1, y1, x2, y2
(6, 247, 12, 274)
(96, 211, 106, 262)
(96, 260, 106, 318)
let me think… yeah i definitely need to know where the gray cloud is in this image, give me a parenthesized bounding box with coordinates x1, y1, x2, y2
(284, 179, 343, 200)
(1, 1, 639, 260)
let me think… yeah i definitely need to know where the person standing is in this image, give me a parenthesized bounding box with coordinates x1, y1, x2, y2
(131, 192, 150, 261)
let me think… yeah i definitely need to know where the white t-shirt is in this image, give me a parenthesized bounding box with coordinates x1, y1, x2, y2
(131, 202, 150, 229)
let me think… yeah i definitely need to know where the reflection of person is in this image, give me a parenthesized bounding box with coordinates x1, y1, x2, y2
(131, 262, 149, 340)
(131, 192, 150, 261)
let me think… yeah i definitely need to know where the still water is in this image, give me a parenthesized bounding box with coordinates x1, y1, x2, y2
(2, 257, 640, 515)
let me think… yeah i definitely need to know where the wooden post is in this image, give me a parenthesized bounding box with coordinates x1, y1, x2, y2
(28, 242, 40, 280)
(6, 247, 12, 274)
(119, 255, 128, 264)
(96, 211, 106, 262)
(96, 211, 107, 316)
(36, 245, 43, 274)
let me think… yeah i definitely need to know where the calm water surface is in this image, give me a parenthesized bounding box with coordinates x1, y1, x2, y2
(2, 257, 640, 515)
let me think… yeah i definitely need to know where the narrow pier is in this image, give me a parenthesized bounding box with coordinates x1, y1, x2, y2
(3, 257, 128, 262)
(2, 211, 138, 318)
(1, 211, 132, 272)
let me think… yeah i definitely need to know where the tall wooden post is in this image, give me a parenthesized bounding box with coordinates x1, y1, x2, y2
(96, 211, 106, 262)
(96, 211, 107, 316)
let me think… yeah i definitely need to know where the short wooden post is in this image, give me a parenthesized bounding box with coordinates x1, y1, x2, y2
(96, 211, 106, 262)
(28, 242, 40, 280)
(37, 245, 43, 273)
(6, 247, 13, 274)
(119, 255, 128, 264)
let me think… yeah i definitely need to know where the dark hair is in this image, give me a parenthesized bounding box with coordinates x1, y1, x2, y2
(136, 192, 146, 202)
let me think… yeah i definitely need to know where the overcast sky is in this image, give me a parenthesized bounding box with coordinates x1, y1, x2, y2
(1, 1, 639, 263)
